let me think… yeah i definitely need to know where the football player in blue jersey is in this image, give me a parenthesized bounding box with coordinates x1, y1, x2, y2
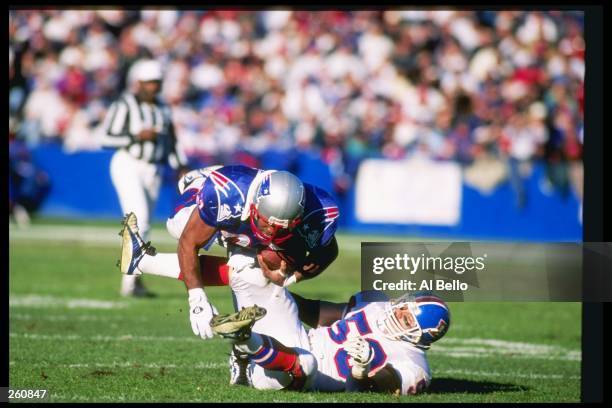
(118, 165, 340, 384)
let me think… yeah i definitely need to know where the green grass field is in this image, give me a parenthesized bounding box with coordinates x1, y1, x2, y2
(9, 221, 581, 402)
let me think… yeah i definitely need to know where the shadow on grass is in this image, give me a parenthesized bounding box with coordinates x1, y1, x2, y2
(427, 377, 529, 394)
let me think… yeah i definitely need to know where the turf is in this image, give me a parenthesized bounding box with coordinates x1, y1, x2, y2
(9, 221, 581, 402)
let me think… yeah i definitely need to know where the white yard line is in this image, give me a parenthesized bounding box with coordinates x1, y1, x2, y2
(49, 394, 128, 402)
(10, 313, 152, 322)
(436, 368, 579, 380)
(9, 332, 200, 343)
(434, 349, 580, 361)
(9, 360, 224, 369)
(9, 224, 177, 246)
(48, 394, 208, 402)
(9, 331, 580, 361)
(9, 360, 576, 380)
(9, 224, 366, 251)
(444, 337, 573, 352)
(10, 295, 127, 309)
(438, 338, 581, 361)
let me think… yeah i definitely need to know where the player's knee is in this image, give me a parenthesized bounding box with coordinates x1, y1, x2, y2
(139, 221, 150, 240)
(298, 352, 317, 389)
(298, 352, 317, 377)
(249, 365, 292, 390)
(165, 217, 181, 240)
(166, 206, 194, 240)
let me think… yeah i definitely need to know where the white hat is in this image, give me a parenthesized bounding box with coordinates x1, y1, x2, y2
(129, 59, 163, 83)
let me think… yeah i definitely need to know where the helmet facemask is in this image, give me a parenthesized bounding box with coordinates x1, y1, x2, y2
(377, 293, 450, 350)
(377, 296, 426, 348)
(249, 203, 301, 246)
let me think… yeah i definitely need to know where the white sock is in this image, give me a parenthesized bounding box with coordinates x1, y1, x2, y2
(137, 252, 181, 279)
(235, 332, 264, 355)
(121, 274, 137, 295)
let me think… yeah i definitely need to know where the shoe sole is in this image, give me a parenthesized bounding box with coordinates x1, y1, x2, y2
(119, 214, 142, 275)
(211, 306, 267, 336)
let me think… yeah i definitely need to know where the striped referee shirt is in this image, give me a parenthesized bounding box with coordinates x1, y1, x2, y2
(100, 92, 187, 169)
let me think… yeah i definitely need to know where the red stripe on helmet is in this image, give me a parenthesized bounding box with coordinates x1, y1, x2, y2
(414, 296, 448, 309)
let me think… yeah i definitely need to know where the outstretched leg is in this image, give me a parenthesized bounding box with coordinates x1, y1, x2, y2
(118, 212, 230, 285)
(211, 306, 317, 391)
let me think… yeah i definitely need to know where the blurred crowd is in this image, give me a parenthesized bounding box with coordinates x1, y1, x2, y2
(9, 10, 584, 207)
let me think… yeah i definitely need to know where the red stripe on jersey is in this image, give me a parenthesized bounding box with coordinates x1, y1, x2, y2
(324, 207, 339, 219)
(211, 170, 229, 183)
(211, 174, 228, 189)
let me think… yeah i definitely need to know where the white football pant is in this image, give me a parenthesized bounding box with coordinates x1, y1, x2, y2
(166, 201, 313, 388)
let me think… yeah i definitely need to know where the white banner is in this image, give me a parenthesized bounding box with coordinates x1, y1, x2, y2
(355, 158, 462, 226)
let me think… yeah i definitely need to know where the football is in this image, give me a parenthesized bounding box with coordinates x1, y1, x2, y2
(258, 246, 306, 272)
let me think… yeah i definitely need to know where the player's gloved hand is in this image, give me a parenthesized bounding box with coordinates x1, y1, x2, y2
(188, 288, 218, 340)
(344, 334, 374, 379)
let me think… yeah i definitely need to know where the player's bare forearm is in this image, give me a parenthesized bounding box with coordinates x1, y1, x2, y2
(178, 239, 203, 290)
(345, 374, 375, 393)
(290, 291, 347, 327)
(296, 236, 339, 281)
(369, 364, 402, 395)
(178, 208, 217, 290)
(346, 364, 401, 394)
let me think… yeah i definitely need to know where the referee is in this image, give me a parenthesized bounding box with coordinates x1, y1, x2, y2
(100, 58, 187, 297)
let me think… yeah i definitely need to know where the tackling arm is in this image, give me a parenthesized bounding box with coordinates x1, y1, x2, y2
(178, 208, 217, 290)
(289, 292, 347, 328)
(370, 365, 403, 394)
(178, 207, 219, 340)
(348, 362, 430, 396)
(343, 337, 400, 394)
(346, 364, 402, 395)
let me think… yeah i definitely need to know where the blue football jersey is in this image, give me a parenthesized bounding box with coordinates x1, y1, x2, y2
(294, 183, 339, 250)
(183, 165, 339, 251)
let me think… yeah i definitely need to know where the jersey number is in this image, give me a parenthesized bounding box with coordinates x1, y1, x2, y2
(328, 311, 387, 379)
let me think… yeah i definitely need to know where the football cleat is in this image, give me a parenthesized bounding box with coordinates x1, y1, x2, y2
(229, 345, 251, 386)
(118, 212, 156, 275)
(211, 305, 267, 341)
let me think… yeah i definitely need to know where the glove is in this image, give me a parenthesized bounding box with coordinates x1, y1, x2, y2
(344, 334, 374, 379)
(188, 288, 218, 340)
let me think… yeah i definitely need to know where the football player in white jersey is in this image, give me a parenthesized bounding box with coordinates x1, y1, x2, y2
(211, 291, 450, 395)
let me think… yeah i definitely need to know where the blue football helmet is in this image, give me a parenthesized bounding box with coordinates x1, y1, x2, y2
(376, 292, 450, 349)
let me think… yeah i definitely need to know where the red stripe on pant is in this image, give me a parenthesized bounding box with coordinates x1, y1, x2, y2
(255, 335, 307, 390)
(177, 255, 229, 286)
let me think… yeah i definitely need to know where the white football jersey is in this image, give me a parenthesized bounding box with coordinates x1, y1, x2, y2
(308, 300, 431, 395)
